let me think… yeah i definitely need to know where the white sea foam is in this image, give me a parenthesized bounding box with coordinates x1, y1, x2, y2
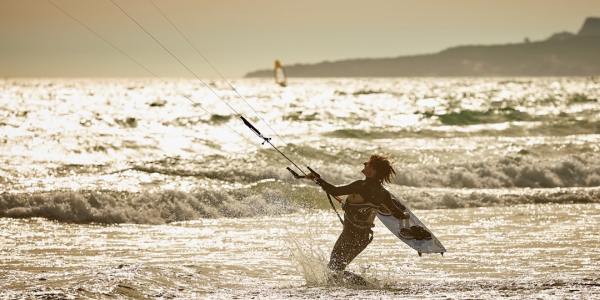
(287, 239, 331, 286)
(393, 153, 600, 188)
(1, 184, 598, 224)
(0, 188, 301, 224)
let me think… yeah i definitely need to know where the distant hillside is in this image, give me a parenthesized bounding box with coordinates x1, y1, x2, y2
(245, 17, 600, 77)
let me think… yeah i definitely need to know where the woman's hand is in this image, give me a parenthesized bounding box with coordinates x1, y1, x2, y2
(305, 171, 320, 181)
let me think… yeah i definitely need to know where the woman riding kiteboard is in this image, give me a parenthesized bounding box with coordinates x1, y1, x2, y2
(305, 155, 415, 272)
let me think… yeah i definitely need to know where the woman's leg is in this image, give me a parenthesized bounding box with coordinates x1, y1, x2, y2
(328, 228, 372, 271)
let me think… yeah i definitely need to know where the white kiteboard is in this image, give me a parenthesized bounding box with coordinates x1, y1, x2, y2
(377, 192, 446, 256)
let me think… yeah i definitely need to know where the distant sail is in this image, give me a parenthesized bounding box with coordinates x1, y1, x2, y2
(274, 60, 287, 87)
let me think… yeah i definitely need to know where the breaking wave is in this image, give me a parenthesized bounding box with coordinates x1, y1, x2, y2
(393, 154, 600, 189)
(426, 107, 533, 126)
(323, 120, 600, 139)
(0, 183, 308, 224)
(1, 183, 599, 224)
(123, 146, 600, 190)
(398, 187, 600, 210)
(267, 145, 600, 189)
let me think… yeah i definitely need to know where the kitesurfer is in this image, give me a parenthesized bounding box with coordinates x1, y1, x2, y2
(305, 155, 411, 272)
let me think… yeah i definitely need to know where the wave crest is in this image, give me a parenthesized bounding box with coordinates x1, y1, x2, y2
(0, 185, 302, 224)
(399, 187, 600, 210)
(394, 155, 600, 189)
(427, 107, 532, 125)
(2, 183, 599, 224)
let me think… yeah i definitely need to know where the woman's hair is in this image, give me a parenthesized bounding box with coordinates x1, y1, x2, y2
(369, 155, 396, 184)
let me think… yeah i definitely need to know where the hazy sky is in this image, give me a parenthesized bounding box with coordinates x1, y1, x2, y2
(1, 0, 599, 78)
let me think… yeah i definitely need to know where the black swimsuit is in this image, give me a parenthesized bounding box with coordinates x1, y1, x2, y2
(315, 177, 406, 271)
(317, 177, 406, 229)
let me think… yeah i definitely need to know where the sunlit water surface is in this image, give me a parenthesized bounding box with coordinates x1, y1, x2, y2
(1, 78, 600, 298)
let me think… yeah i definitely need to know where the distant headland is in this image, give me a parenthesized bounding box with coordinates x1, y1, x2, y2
(245, 17, 600, 77)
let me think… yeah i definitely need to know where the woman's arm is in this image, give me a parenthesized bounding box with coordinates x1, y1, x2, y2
(381, 192, 409, 219)
(315, 178, 363, 196)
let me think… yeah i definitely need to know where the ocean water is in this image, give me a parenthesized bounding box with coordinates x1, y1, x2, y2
(1, 77, 600, 298)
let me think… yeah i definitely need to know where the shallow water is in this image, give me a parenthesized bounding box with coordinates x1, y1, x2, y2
(1, 204, 599, 298)
(1, 77, 600, 298)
